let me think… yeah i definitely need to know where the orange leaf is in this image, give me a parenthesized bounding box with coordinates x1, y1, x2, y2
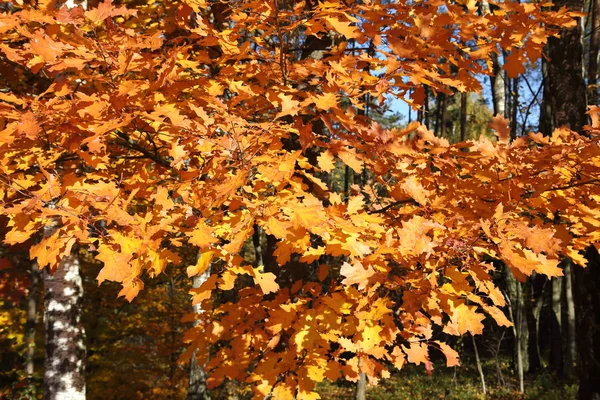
(312, 92, 338, 111)
(402, 342, 429, 366)
(252, 269, 279, 294)
(489, 114, 511, 143)
(187, 251, 214, 278)
(444, 304, 485, 335)
(118, 278, 144, 302)
(504, 51, 526, 78)
(338, 148, 363, 173)
(436, 342, 460, 367)
(188, 223, 219, 249)
(95, 243, 133, 284)
(276, 93, 300, 118)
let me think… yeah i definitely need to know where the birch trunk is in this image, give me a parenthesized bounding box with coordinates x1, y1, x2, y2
(187, 264, 211, 400)
(26, 266, 40, 394)
(43, 255, 86, 400)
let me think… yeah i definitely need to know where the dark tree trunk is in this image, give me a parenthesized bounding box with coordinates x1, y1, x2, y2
(588, 0, 600, 104)
(460, 92, 468, 141)
(544, 0, 588, 132)
(575, 247, 600, 399)
(525, 275, 544, 373)
(510, 77, 519, 140)
(543, 0, 599, 397)
(539, 59, 553, 136)
(563, 259, 576, 378)
(440, 93, 448, 137)
(549, 277, 564, 376)
(424, 86, 431, 129)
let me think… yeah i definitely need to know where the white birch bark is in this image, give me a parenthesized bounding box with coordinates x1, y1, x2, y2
(43, 254, 86, 400)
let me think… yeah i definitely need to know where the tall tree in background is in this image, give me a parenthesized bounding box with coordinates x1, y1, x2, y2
(544, 0, 600, 396)
(588, 0, 600, 104)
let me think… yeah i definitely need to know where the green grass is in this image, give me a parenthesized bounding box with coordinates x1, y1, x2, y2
(316, 359, 578, 400)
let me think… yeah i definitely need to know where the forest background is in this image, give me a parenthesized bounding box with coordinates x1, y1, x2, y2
(0, 0, 599, 399)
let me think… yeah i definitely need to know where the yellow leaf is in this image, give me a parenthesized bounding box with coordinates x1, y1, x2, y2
(187, 251, 214, 278)
(271, 383, 295, 400)
(312, 92, 338, 111)
(253, 269, 279, 294)
(444, 304, 485, 335)
(306, 358, 327, 382)
(347, 195, 364, 215)
(359, 324, 382, 352)
(188, 223, 218, 250)
(338, 148, 363, 173)
(317, 150, 336, 172)
(482, 304, 512, 327)
(276, 93, 300, 118)
(342, 236, 372, 258)
(325, 16, 360, 39)
(340, 260, 375, 290)
(402, 175, 429, 205)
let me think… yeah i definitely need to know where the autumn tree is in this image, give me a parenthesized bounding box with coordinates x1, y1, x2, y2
(0, 0, 599, 399)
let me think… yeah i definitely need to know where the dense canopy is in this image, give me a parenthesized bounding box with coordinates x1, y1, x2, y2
(0, 0, 599, 398)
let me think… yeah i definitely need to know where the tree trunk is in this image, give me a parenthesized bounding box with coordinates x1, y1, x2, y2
(575, 247, 600, 400)
(43, 255, 86, 400)
(460, 92, 468, 141)
(187, 265, 212, 400)
(26, 265, 40, 392)
(539, 59, 553, 136)
(472, 334, 487, 396)
(440, 93, 448, 137)
(588, 0, 600, 104)
(424, 86, 431, 129)
(505, 269, 525, 392)
(434, 93, 442, 135)
(510, 77, 519, 140)
(481, 0, 506, 118)
(525, 276, 543, 373)
(543, 0, 599, 396)
(544, 0, 587, 132)
(550, 276, 564, 376)
(355, 372, 367, 400)
(515, 281, 528, 383)
(564, 259, 576, 378)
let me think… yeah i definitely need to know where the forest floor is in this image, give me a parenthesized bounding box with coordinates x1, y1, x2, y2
(316, 358, 578, 400)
